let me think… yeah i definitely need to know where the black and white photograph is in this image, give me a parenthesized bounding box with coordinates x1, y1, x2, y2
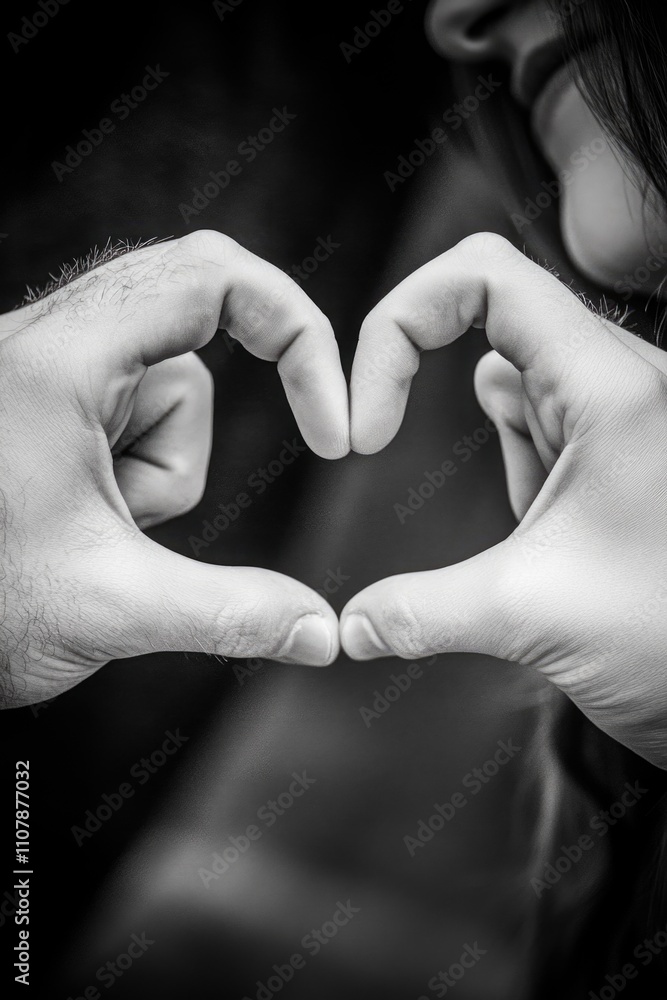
(2, 1, 667, 997)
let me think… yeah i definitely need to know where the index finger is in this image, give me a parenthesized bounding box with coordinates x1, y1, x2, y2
(29, 231, 350, 460)
(350, 232, 628, 454)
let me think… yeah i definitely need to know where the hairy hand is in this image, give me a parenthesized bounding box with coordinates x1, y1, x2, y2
(341, 233, 667, 769)
(0, 231, 349, 707)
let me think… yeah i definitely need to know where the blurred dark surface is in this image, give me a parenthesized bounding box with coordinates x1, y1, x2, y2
(1, 1, 653, 997)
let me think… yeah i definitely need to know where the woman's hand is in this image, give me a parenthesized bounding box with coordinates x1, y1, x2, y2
(0, 231, 349, 707)
(341, 233, 667, 769)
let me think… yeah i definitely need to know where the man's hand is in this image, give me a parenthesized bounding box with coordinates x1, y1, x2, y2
(0, 231, 349, 707)
(341, 233, 667, 769)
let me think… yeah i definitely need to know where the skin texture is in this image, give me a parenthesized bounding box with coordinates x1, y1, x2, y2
(4, 4, 667, 768)
(341, 233, 667, 771)
(0, 230, 348, 707)
(2, 230, 666, 769)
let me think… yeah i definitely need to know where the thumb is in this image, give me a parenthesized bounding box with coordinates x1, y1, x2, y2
(340, 541, 528, 663)
(84, 536, 340, 667)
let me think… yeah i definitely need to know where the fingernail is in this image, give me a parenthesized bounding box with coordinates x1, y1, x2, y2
(341, 613, 391, 660)
(278, 614, 334, 667)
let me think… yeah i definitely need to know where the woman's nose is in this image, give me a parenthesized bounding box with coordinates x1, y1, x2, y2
(425, 0, 562, 104)
(426, 0, 517, 60)
(426, 0, 556, 63)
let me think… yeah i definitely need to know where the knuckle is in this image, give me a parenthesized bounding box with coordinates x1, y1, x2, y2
(458, 231, 518, 267)
(176, 229, 244, 268)
(211, 593, 268, 658)
(377, 588, 428, 659)
(169, 233, 250, 333)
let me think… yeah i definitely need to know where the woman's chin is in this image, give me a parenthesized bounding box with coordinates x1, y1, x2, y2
(532, 68, 667, 299)
(559, 196, 667, 300)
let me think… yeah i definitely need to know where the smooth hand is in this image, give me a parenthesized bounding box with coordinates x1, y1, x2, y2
(342, 233, 667, 769)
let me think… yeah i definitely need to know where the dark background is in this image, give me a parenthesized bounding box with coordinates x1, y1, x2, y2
(1, 1, 657, 997)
